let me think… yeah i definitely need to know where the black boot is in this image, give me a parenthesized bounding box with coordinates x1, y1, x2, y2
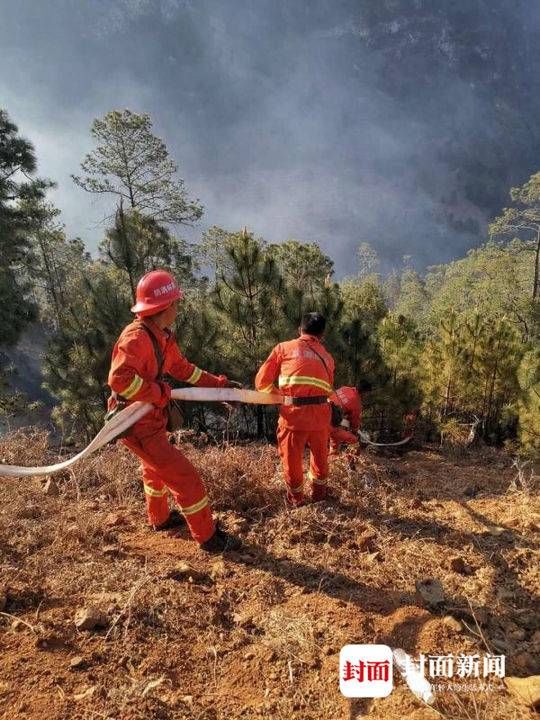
(200, 525, 242, 553)
(152, 509, 185, 531)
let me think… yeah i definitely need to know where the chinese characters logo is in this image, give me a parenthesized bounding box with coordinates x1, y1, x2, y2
(340, 644, 393, 698)
(340, 646, 506, 699)
(153, 282, 176, 297)
(418, 653, 505, 679)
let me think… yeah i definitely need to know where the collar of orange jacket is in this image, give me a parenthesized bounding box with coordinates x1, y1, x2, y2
(299, 332, 324, 344)
(135, 316, 172, 340)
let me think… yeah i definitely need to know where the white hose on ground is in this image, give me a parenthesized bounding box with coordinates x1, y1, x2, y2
(0, 387, 283, 478)
(393, 648, 435, 704)
(358, 430, 412, 447)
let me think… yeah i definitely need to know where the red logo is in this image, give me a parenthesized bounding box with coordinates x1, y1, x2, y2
(340, 645, 393, 698)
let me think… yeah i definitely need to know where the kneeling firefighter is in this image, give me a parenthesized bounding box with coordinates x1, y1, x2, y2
(329, 381, 373, 453)
(107, 269, 241, 553)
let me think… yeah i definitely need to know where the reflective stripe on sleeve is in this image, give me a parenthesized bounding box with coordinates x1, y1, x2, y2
(259, 383, 276, 394)
(278, 375, 333, 394)
(186, 366, 203, 384)
(122, 374, 144, 399)
(181, 495, 209, 516)
(143, 483, 168, 498)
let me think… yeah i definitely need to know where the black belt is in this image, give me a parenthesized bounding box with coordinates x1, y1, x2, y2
(283, 396, 329, 406)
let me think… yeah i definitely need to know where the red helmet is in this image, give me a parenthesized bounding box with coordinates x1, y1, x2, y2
(130, 270, 184, 317)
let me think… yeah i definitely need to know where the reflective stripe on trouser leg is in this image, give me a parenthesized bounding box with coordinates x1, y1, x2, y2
(308, 471, 327, 486)
(277, 425, 307, 503)
(141, 476, 169, 527)
(123, 430, 215, 543)
(308, 470, 328, 501)
(181, 495, 209, 516)
(143, 483, 168, 498)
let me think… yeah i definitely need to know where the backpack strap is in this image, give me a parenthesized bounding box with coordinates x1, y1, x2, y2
(300, 338, 332, 385)
(138, 322, 185, 432)
(139, 322, 165, 379)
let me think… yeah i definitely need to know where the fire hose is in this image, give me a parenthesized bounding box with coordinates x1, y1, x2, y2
(358, 431, 412, 447)
(0, 389, 413, 477)
(0, 387, 283, 478)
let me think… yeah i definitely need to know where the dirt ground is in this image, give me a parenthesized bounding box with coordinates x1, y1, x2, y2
(0, 429, 538, 720)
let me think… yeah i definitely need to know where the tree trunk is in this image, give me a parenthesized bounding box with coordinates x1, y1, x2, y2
(443, 371, 452, 419)
(486, 355, 500, 433)
(533, 228, 540, 300)
(256, 405, 263, 439)
(378, 408, 385, 437)
(117, 202, 137, 303)
(37, 235, 62, 328)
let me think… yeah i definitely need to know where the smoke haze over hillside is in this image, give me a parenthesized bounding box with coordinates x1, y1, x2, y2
(1, 0, 539, 275)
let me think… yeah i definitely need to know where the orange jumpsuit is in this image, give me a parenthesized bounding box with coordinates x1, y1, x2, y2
(108, 318, 227, 543)
(255, 333, 335, 504)
(329, 386, 362, 452)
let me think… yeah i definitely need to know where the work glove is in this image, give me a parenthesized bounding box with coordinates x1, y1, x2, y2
(225, 379, 243, 389)
(221, 379, 243, 412)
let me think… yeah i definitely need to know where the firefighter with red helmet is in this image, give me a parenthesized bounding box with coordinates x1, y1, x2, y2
(329, 380, 373, 453)
(107, 270, 241, 553)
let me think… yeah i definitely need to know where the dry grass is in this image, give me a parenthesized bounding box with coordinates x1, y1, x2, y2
(0, 428, 538, 720)
(259, 607, 316, 663)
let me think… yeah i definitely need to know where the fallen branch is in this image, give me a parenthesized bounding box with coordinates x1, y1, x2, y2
(104, 574, 151, 641)
(0, 611, 37, 633)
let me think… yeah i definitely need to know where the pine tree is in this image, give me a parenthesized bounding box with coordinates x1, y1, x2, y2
(173, 288, 229, 431)
(72, 109, 202, 224)
(266, 240, 336, 339)
(490, 171, 540, 301)
(0, 109, 53, 345)
(211, 229, 283, 436)
(422, 311, 469, 421)
(517, 348, 540, 457)
(100, 205, 195, 302)
(337, 277, 386, 386)
(394, 269, 431, 332)
(421, 309, 523, 441)
(25, 201, 88, 330)
(475, 319, 521, 439)
(42, 264, 132, 440)
(375, 313, 423, 436)
(268, 240, 334, 300)
(356, 241, 380, 279)
(211, 230, 282, 377)
(198, 225, 235, 278)
(313, 283, 345, 362)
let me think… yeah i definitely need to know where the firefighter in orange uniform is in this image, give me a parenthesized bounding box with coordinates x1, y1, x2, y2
(108, 269, 240, 553)
(329, 381, 372, 453)
(255, 312, 335, 506)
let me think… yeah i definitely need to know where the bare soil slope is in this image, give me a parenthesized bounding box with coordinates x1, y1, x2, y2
(0, 431, 538, 720)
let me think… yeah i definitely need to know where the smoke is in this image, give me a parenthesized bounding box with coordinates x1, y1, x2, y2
(1, 0, 538, 275)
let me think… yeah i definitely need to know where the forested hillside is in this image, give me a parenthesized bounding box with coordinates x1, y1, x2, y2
(2, 5, 540, 720)
(0, 105, 538, 456)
